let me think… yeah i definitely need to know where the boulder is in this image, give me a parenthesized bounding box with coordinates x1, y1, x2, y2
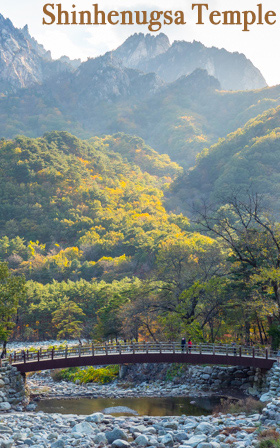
(94, 433, 107, 444)
(196, 422, 213, 434)
(112, 440, 131, 448)
(85, 412, 104, 423)
(0, 403, 11, 411)
(0, 440, 14, 448)
(159, 433, 174, 446)
(164, 422, 178, 430)
(106, 428, 128, 444)
(187, 435, 207, 447)
(51, 440, 65, 448)
(135, 435, 149, 447)
(174, 432, 189, 442)
(71, 422, 96, 435)
(260, 393, 271, 402)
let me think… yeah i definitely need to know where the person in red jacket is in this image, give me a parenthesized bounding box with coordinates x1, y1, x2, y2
(188, 338, 192, 353)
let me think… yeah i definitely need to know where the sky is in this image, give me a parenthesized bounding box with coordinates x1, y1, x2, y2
(0, 0, 279, 85)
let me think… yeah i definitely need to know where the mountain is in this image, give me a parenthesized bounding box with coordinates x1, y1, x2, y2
(1, 65, 279, 168)
(169, 106, 280, 214)
(0, 130, 185, 283)
(113, 33, 171, 68)
(0, 13, 81, 94)
(113, 33, 267, 91)
(0, 16, 276, 168)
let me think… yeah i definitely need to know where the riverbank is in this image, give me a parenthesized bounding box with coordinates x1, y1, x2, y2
(0, 408, 267, 448)
(26, 370, 249, 404)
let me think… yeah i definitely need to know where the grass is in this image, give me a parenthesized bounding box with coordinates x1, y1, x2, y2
(51, 365, 119, 384)
(165, 363, 187, 381)
(213, 397, 265, 415)
(257, 429, 280, 448)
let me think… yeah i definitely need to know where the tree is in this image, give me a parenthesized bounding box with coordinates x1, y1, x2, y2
(154, 233, 226, 324)
(0, 263, 26, 356)
(51, 297, 85, 339)
(194, 192, 280, 344)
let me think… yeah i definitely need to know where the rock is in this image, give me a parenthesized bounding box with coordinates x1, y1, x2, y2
(94, 433, 108, 444)
(201, 375, 210, 380)
(135, 435, 149, 447)
(26, 403, 37, 411)
(174, 432, 189, 442)
(130, 425, 147, 434)
(51, 440, 65, 448)
(184, 422, 198, 430)
(0, 425, 12, 434)
(187, 435, 208, 447)
(112, 440, 131, 448)
(0, 402, 11, 411)
(159, 433, 174, 446)
(0, 441, 14, 448)
(260, 393, 271, 402)
(71, 422, 96, 435)
(103, 406, 138, 415)
(164, 421, 178, 430)
(85, 412, 104, 422)
(106, 428, 128, 444)
(196, 422, 213, 434)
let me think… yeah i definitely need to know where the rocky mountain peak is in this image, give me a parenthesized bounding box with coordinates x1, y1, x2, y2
(0, 14, 44, 93)
(113, 32, 170, 68)
(113, 34, 267, 91)
(0, 14, 80, 94)
(167, 69, 221, 96)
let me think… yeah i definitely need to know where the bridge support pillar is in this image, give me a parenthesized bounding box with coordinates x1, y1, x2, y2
(119, 364, 128, 379)
(21, 372, 27, 385)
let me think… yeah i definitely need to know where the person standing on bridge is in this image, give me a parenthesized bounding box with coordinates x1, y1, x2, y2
(188, 338, 192, 353)
(181, 337, 186, 352)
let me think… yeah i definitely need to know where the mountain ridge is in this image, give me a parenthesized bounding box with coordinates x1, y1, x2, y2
(112, 33, 267, 91)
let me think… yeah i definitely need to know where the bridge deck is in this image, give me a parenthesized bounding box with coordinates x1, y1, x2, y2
(10, 343, 277, 373)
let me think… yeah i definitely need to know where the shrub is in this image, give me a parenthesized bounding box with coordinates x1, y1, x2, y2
(51, 365, 119, 384)
(214, 397, 265, 415)
(258, 429, 280, 448)
(166, 364, 187, 381)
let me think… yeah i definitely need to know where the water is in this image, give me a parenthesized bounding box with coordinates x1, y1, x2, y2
(36, 396, 222, 416)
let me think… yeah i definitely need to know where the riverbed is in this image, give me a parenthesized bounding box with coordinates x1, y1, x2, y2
(35, 395, 222, 416)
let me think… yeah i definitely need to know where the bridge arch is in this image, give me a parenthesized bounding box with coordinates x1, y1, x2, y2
(11, 342, 276, 373)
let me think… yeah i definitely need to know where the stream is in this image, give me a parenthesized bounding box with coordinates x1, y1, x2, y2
(36, 395, 223, 416)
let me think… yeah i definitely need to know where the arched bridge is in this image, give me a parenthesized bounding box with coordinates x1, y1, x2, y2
(10, 342, 277, 373)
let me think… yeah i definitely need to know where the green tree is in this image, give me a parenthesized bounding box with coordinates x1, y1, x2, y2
(51, 297, 85, 339)
(0, 262, 25, 356)
(195, 192, 280, 345)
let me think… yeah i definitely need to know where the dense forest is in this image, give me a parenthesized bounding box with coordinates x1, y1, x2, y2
(2, 23, 280, 349)
(1, 129, 280, 349)
(2, 68, 280, 169)
(170, 106, 280, 215)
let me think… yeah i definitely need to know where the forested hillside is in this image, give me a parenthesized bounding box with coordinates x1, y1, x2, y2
(1, 131, 228, 343)
(1, 132, 279, 348)
(0, 131, 185, 283)
(2, 14, 280, 348)
(170, 106, 280, 214)
(1, 68, 280, 168)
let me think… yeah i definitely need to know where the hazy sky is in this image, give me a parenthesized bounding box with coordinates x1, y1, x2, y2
(1, 0, 279, 85)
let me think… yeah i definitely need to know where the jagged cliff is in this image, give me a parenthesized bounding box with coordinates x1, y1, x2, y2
(113, 34, 267, 91)
(0, 14, 81, 94)
(113, 33, 170, 68)
(0, 14, 267, 94)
